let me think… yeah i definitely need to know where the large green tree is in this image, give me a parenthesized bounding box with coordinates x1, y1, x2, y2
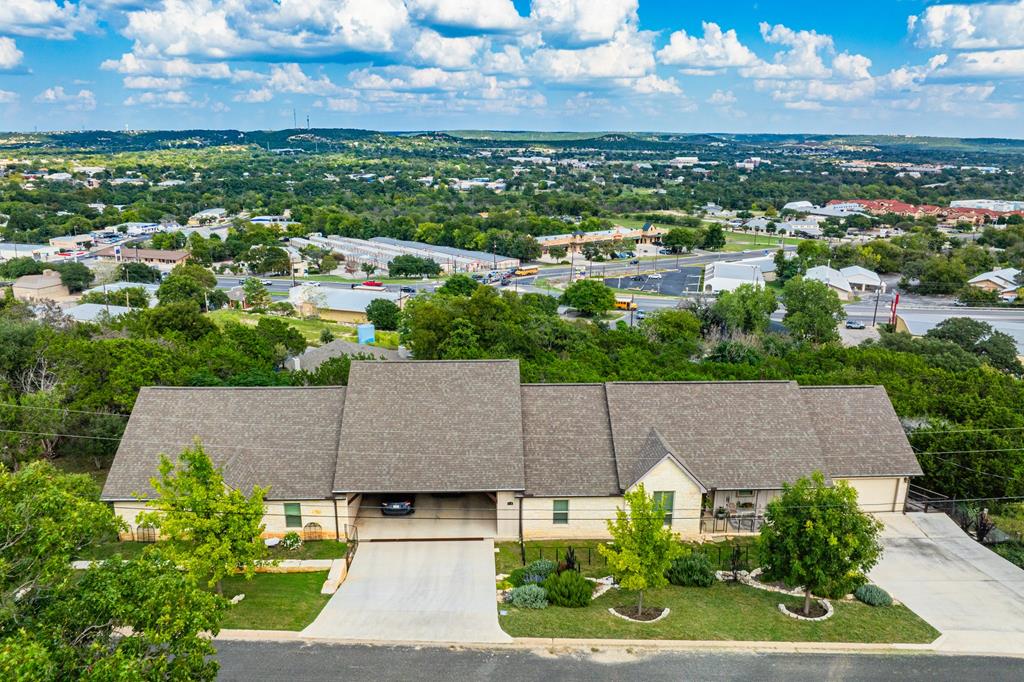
(781, 277, 845, 343)
(138, 441, 268, 595)
(365, 298, 401, 330)
(712, 283, 778, 335)
(561, 279, 616, 317)
(598, 484, 684, 617)
(0, 463, 224, 680)
(760, 473, 883, 616)
(925, 317, 1022, 375)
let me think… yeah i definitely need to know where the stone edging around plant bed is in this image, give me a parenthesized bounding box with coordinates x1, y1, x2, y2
(777, 599, 834, 622)
(608, 607, 671, 623)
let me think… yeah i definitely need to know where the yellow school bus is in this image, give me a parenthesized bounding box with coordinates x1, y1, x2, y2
(514, 266, 540, 276)
(614, 298, 637, 311)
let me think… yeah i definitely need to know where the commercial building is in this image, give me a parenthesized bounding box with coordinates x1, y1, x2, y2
(0, 242, 61, 262)
(94, 245, 190, 270)
(295, 235, 518, 274)
(702, 261, 765, 293)
(101, 360, 922, 542)
(12, 270, 70, 302)
(968, 268, 1021, 301)
(534, 225, 666, 257)
(288, 285, 403, 324)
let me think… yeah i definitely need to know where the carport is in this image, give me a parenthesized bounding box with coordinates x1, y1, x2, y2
(353, 492, 497, 540)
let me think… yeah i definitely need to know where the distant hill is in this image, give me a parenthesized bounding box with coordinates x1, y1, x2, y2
(1, 127, 1021, 155)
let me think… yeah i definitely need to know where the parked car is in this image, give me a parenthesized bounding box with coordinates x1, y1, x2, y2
(658, 248, 671, 255)
(306, 281, 321, 287)
(361, 280, 384, 287)
(648, 272, 662, 279)
(260, 279, 273, 286)
(629, 258, 640, 265)
(631, 275, 644, 281)
(636, 310, 647, 320)
(845, 320, 866, 330)
(380, 495, 415, 516)
(400, 286, 416, 293)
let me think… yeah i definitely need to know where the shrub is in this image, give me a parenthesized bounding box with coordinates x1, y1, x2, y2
(525, 558, 557, 579)
(507, 584, 548, 609)
(281, 531, 302, 551)
(854, 584, 893, 607)
(496, 579, 513, 590)
(666, 552, 715, 587)
(543, 570, 593, 608)
(508, 568, 527, 587)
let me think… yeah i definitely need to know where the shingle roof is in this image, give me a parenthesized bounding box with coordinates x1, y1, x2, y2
(521, 384, 619, 496)
(801, 385, 923, 478)
(286, 339, 406, 372)
(101, 386, 346, 501)
(103, 364, 919, 502)
(604, 381, 829, 490)
(333, 361, 525, 492)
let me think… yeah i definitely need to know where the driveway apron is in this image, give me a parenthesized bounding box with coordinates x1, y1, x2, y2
(302, 538, 510, 643)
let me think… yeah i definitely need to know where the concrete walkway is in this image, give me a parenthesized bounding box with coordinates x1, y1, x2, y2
(870, 512, 1024, 655)
(301, 538, 510, 643)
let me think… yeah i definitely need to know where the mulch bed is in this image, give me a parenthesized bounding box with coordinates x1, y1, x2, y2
(611, 605, 667, 621)
(782, 601, 828, 619)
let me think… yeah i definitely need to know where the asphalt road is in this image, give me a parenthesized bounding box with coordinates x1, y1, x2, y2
(214, 641, 1023, 682)
(605, 267, 703, 296)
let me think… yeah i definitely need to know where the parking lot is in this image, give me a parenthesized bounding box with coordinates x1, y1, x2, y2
(604, 266, 702, 296)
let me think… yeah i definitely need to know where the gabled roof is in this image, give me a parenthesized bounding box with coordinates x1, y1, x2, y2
(102, 386, 346, 501)
(969, 267, 1020, 288)
(521, 384, 619, 496)
(333, 361, 525, 493)
(839, 265, 881, 286)
(801, 385, 923, 479)
(604, 381, 829, 490)
(805, 265, 853, 293)
(628, 428, 707, 492)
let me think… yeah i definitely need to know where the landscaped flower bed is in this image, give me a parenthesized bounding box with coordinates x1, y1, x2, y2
(498, 582, 938, 643)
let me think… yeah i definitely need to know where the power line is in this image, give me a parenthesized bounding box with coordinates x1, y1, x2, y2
(5, 402, 1024, 440)
(2, 426, 1022, 459)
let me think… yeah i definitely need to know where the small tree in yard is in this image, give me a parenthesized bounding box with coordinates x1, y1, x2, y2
(760, 472, 883, 616)
(598, 484, 685, 617)
(365, 298, 401, 330)
(139, 441, 268, 595)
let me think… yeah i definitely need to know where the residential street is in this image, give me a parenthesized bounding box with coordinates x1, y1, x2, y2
(214, 641, 1024, 681)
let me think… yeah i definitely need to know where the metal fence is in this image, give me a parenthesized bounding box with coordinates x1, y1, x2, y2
(344, 524, 359, 570)
(519, 542, 759, 573)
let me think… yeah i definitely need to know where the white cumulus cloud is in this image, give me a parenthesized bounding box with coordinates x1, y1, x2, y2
(657, 22, 759, 69)
(530, 0, 638, 46)
(0, 1, 95, 40)
(406, 0, 525, 32)
(0, 37, 24, 70)
(34, 86, 96, 110)
(910, 1, 1024, 49)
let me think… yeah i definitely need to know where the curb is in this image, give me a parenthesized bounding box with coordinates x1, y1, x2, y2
(215, 630, 941, 655)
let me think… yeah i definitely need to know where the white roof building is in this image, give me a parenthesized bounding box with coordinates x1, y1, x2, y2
(804, 266, 854, 300)
(82, 281, 160, 307)
(968, 267, 1021, 300)
(839, 265, 885, 292)
(64, 303, 133, 322)
(702, 261, 765, 293)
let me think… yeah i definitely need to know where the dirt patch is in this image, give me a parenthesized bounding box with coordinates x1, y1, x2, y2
(753, 573, 792, 591)
(782, 601, 828, 619)
(610, 606, 667, 622)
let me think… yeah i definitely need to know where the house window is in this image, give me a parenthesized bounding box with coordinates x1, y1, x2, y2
(284, 503, 302, 528)
(736, 490, 754, 498)
(654, 491, 675, 526)
(553, 499, 569, 524)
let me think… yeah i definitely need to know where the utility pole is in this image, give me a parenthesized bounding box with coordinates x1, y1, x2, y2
(871, 287, 881, 327)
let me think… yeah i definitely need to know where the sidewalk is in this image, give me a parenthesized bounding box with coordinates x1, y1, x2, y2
(216, 629, 957, 656)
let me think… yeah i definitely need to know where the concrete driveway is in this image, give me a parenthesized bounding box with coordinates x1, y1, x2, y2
(302, 538, 510, 644)
(870, 512, 1024, 654)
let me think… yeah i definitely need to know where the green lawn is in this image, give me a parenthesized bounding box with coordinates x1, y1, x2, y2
(206, 309, 400, 348)
(79, 539, 347, 562)
(499, 582, 939, 643)
(496, 538, 760, 579)
(221, 571, 331, 631)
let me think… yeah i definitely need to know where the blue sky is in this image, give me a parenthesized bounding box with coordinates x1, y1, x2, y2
(1, 1, 1023, 136)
